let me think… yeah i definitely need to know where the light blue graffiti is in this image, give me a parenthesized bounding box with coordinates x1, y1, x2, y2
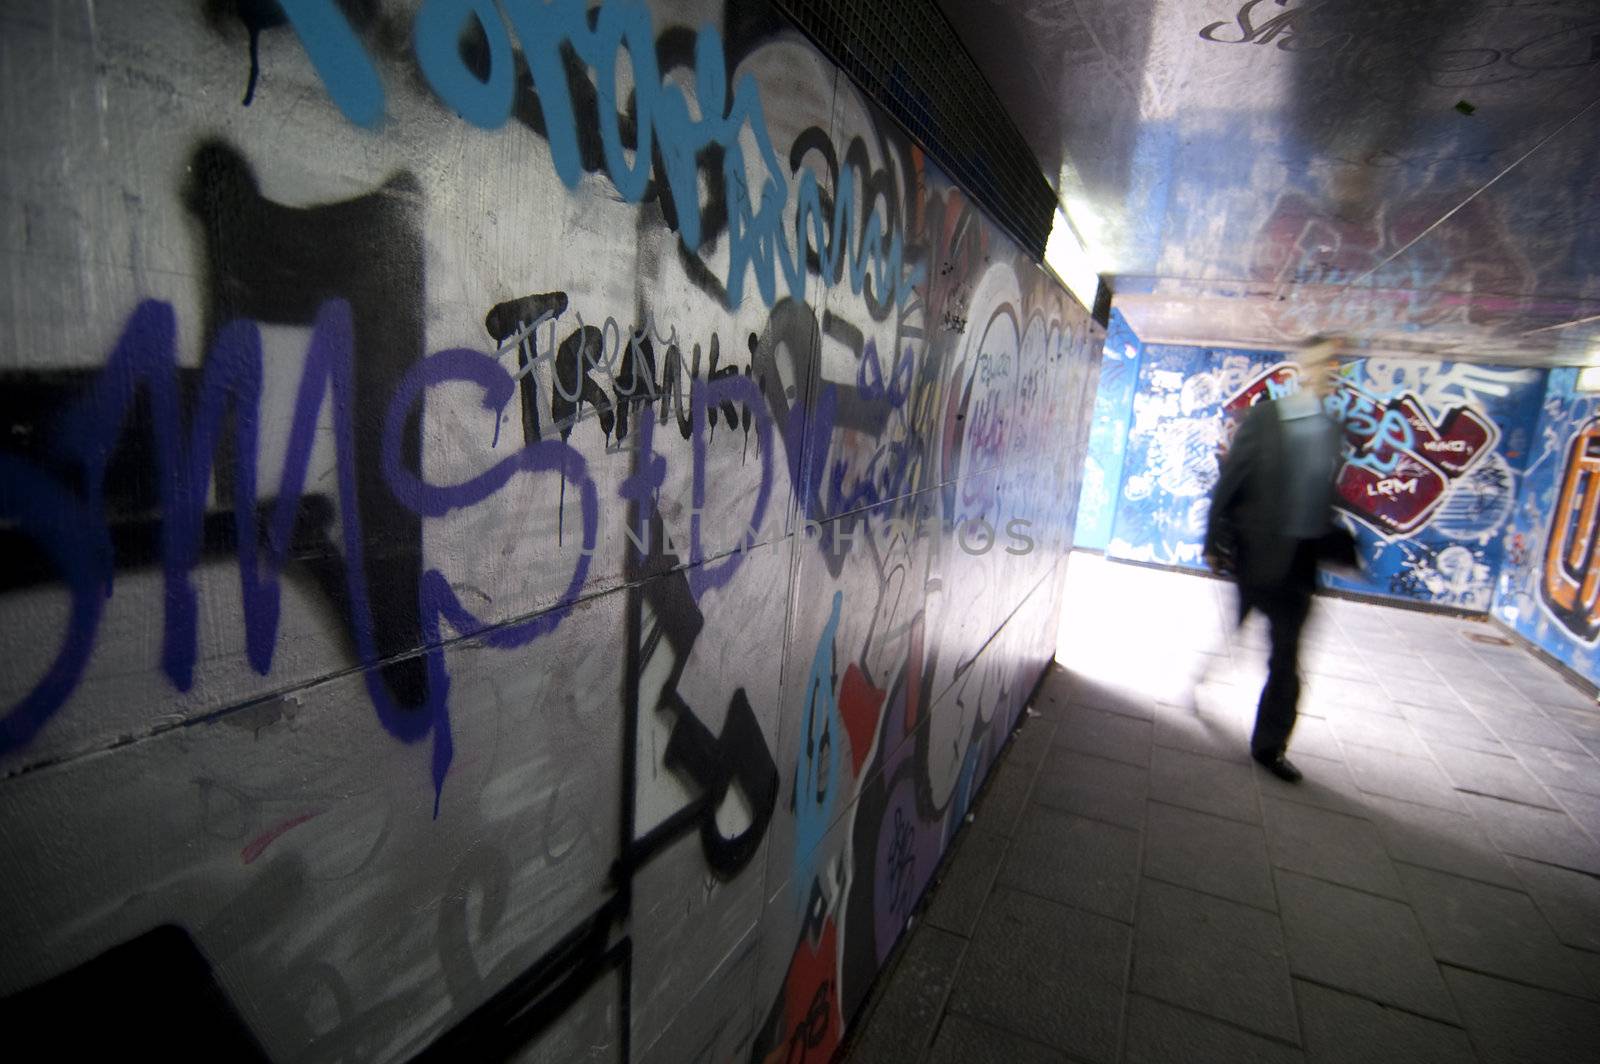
(794, 590, 844, 904)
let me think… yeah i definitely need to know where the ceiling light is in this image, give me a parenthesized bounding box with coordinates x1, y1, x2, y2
(1045, 208, 1101, 312)
(1576, 366, 1600, 392)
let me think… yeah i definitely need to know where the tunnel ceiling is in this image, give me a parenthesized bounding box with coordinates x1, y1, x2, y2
(936, 0, 1600, 366)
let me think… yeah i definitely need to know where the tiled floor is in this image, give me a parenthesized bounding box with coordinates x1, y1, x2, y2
(843, 554, 1600, 1064)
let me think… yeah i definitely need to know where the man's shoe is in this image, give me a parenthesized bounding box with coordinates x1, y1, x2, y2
(1252, 752, 1303, 783)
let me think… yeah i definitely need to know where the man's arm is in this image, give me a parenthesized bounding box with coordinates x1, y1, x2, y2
(1205, 407, 1261, 571)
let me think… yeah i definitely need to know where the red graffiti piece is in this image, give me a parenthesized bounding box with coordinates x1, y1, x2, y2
(241, 811, 321, 865)
(1223, 364, 1297, 416)
(763, 918, 841, 1064)
(1337, 454, 1447, 536)
(1396, 397, 1494, 477)
(838, 663, 887, 777)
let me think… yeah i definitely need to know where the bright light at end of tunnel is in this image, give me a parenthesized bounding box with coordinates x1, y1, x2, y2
(1045, 208, 1101, 312)
(1578, 366, 1600, 392)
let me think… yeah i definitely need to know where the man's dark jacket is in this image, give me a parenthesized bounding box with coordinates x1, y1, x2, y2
(1204, 400, 1351, 587)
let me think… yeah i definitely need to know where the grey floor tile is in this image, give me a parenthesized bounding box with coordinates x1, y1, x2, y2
(925, 828, 1010, 937)
(1397, 863, 1589, 998)
(1552, 787, 1600, 843)
(1378, 675, 1467, 711)
(1065, 679, 1156, 721)
(1459, 793, 1600, 875)
(1131, 878, 1298, 1042)
(945, 887, 1129, 1063)
(1572, 947, 1600, 1000)
(1263, 798, 1404, 899)
(1542, 705, 1600, 745)
(1031, 749, 1149, 829)
(1364, 794, 1519, 889)
(1508, 856, 1600, 955)
(975, 756, 1039, 838)
(924, 1014, 1074, 1064)
(1307, 677, 1392, 714)
(1473, 706, 1585, 753)
(1275, 869, 1457, 1023)
(1440, 966, 1600, 1064)
(1295, 980, 1475, 1064)
(1152, 703, 1256, 764)
(1258, 752, 1369, 818)
(1149, 745, 1263, 825)
(1519, 678, 1596, 714)
(1428, 743, 1557, 809)
(1286, 715, 1344, 761)
(846, 926, 967, 1064)
(1123, 994, 1302, 1064)
(1325, 707, 1430, 759)
(1144, 801, 1276, 911)
(1401, 704, 1508, 756)
(1004, 719, 1060, 774)
(999, 804, 1141, 922)
(1342, 745, 1463, 812)
(1053, 704, 1153, 768)
(1507, 741, 1600, 796)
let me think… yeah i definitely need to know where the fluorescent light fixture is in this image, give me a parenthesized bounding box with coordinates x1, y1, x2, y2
(1045, 208, 1101, 311)
(1578, 366, 1600, 392)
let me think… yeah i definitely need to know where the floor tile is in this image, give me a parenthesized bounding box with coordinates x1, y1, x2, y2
(945, 887, 1129, 1063)
(1275, 870, 1457, 1023)
(1295, 980, 1474, 1064)
(1325, 707, 1429, 759)
(1053, 704, 1153, 768)
(924, 828, 1009, 937)
(1144, 801, 1276, 911)
(1364, 794, 1519, 889)
(974, 755, 1039, 838)
(1149, 745, 1262, 825)
(1399, 703, 1507, 756)
(1031, 749, 1149, 829)
(999, 804, 1141, 922)
(925, 1014, 1073, 1064)
(1256, 751, 1370, 819)
(1123, 994, 1302, 1064)
(1473, 706, 1584, 753)
(845, 926, 967, 1064)
(1063, 678, 1156, 721)
(1508, 856, 1600, 955)
(1428, 743, 1557, 809)
(1552, 787, 1600, 843)
(1507, 741, 1600, 796)
(1264, 799, 1404, 899)
(1397, 863, 1589, 997)
(1439, 966, 1600, 1064)
(1131, 878, 1298, 1042)
(1459, 793, 1600, 875)
(1342, 745, 1463, 812)
(1151, 703, 1254, 764)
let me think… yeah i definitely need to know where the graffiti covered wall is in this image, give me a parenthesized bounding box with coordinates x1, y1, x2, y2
(1494, 369, 1600, 687)
(1074, 308, 1142, 551)
(1105, 342, 1544, 610)
(0, 2, 1101, 1060)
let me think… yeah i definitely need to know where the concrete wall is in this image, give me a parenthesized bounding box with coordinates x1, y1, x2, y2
(0, 2, 1101, 1059)
(1098, 339, 1544, 611)
(1494, 368, 1600, 688)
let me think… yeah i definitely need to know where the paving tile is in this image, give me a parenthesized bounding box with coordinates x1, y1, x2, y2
(1307, 677, 1392, 714)
(1508, 856, 1600, 955)
(1542, 705, 1600, 745)
(924, 1014, 1073, 1064)
(1149, 745, 1262, 825)
(1256, 751, 1369, 818)
(924, 828, 1009, 937)
(1031, 749, 1149, 829)
(945, 887, 1128, 1062)
(1459, 793, 1600, 875)
(1275, 869, 1457, 1023)
(1474, 706, 1585, 753)
(1519, 678, 1597, 714)
(1377, 674, 1467, 711)
(974, 755, 1038, 838)
(1399, 703, 1508, 756)
(845, 925, 967, 1064)
(1295, 980, 1474, 1064)
(1365, 794, 1519, 889)
(998, 804, 1141, 922)
(1571, 947, 1600, 1000)
(1151, 703, 1254, 764)
(1397, 863, 1589, 997)
(1123, 994, 1302, 1064)
(1440, 966, 1600, 1064)
(1144, 801, 1276, 911)
(1063, 678, 1155, 721)
(1342, 744, 1463, 812)
(1284, 715, 1343, 761)
(1053, 704, 1153, 768)
(1552, 787, 1600, 843)
(1507, 741, 1600, 796)
(1428, 743, 1557, 809)
(1131, 878, 1298, 1042)
(1263, 798, 1404, 899)
(1325, 707, 1429, 759)
(1003, 719, 1059, 774)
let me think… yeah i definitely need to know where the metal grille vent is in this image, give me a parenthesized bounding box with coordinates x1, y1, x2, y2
(773, 0, 1057, 261)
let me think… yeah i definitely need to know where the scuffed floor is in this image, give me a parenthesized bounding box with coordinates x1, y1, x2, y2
(843, 553, 1600, 1064)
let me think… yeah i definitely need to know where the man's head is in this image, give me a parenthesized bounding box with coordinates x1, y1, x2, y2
(1298, 335, 1343, 399)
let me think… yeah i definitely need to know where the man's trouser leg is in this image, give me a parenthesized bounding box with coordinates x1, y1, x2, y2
(1250, 543, 1317, 759)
